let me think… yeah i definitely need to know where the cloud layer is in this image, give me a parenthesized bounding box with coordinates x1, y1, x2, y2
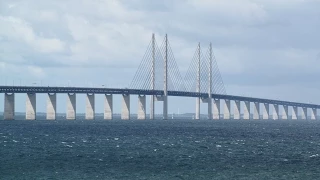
(0, 0, 320, 112)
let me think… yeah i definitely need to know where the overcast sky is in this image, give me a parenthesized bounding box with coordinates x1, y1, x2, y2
(0, 0, 320, 114)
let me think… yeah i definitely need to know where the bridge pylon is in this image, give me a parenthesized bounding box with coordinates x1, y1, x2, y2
(184, 42, 225, 119)
(130, 33, 185, 120)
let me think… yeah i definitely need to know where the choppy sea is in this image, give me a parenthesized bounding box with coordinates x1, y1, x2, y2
(1, 117, 320, 180)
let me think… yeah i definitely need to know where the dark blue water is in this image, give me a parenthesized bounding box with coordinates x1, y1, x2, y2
(1, 119, 320, 179)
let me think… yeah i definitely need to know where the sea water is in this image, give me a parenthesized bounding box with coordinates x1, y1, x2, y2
(1, 117, 320, 179)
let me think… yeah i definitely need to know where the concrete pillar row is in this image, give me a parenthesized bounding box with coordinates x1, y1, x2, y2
(67, 93, 76, 120)
(104, 94, 113, 120)
(137, 95, 146, 120)
(234, 101, 240, 120)
(85, 93, 95, 120)
(121, 94, 130, 120)
(4, 93, 15, 120)
(213, 99, 220, 120)
(26, 93, 36, 120)
(243, 101, 250, 120)
(46, 93, 56, 120)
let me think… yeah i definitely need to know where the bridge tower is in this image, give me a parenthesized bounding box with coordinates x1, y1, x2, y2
(208, 43, 213, 120)
(163, 34, 168, 120)
(150, 33, 155, 120)
(196, 43, 201, 120)
(130, 33, 185, 120)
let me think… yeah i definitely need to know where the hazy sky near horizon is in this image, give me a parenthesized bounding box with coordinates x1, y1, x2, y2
(0, 0, 320, 113)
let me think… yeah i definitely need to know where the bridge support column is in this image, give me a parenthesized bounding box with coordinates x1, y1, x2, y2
(282, 105, 288, 120)
(213, 99, 220, 120)
(4, 93, 15, 120)
(207, 98, 212, 120)
(67, 93, 76, 120)
(262, 103, 269, 120)
(46, 93, 56, 120)
(104, 94, 113, 120)
(195, 97, 200, 120)
(272, 104, 279, 120)
(26, 93, 36, 120)
(150, 95, 154, 120)
(243, 101, 250, 120)
(311, 108, 317, 120)
(253, 102, 259, 120)
(301, 107, 307, 120)
(224, 100, 230, 120)
(121, 94, 130, 120)
(138, 95, 146, 120)
(85, 93, 95, 120)
(292, 106, 298, 120)
(163, 96, 168, 120)
(234, 100, 240, 120)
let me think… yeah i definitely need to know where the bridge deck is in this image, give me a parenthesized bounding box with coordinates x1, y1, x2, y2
(0, 86, 318, 109)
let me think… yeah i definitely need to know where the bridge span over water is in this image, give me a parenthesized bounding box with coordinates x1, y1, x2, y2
(2, 34, 319, 120)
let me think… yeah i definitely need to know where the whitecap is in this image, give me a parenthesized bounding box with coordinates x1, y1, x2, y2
(61, 142, 67, 144)
(116, 145, 119, 148)
(310, 154, 319, 158)
(65, 145, 73, 148)
(114, 138, 119, 141)
(12, 140, 18, 143)
(216, 145, 222, 148)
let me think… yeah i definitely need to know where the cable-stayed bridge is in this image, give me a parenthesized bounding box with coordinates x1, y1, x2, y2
(1, 34, 319, 120)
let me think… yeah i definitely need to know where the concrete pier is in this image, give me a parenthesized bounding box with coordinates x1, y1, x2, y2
(137, 95, 146, 120)
(163, 96, 168, 120)
(262, 103, 269, 120)
(67, 93, 76, 120)
(195, 97, 200, 120)
(224, 100, 231, 119)
(213, 99, 220, 120)
(26, 93, 36, 120)
(292, 106, 298, 120)
(243, 101, 250, 120)
(253, 102, 259, 120)
(311, 108, 317, 120)
(301, 107, 307, 120)
(234, 101, 240, 120)
(104, 94, 113, 120)
(207, 98, 212, 120)
(4, 93, 15, 120)
(121, 94, 130, 120)
(282, 105, 288, 120)
(85, 93, 95, 120)
(46, 93, 56, 120)
(272, 104, 279, 120)
(150, 95, 154, 120)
